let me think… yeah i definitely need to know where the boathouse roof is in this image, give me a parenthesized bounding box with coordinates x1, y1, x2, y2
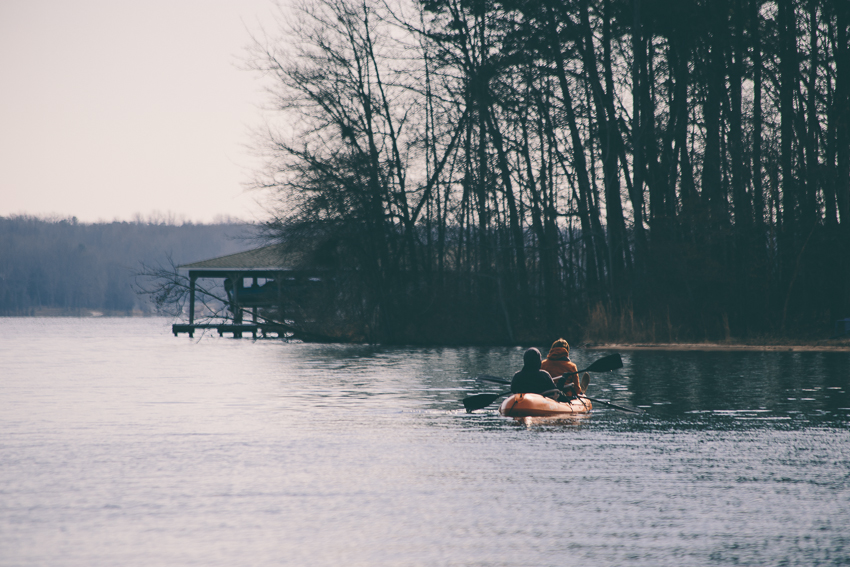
(179, 243, 304, 273)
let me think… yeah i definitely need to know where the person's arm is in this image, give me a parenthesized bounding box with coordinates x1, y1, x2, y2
(554, 363, 581, 396)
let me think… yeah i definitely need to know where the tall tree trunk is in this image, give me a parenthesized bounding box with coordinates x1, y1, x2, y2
(546, 2, 604, 287)
(729, 0, 751, 232)
(659, 43, 679, 233)
(641, 20, 668, 245)
(520, 109, 559, 332)
(604, 0, 635, 273)
(778, 0, 803, 330)
(823, 44, 838, 228)
(702, 1, 726, 226)
(580, 1, 627, 291)
(484, 107, 530, 300)
(836, 1, 850, 229)
(836, 0, 850, 321)
(631, 0, 648, 264)
(670, 27, 697, 236)
(779, 0, 799, 241)
(751, 0, 765, 236)
(475, 89, 491, 275)
(804, 0, 820, 229)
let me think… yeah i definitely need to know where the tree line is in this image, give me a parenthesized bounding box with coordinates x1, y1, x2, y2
(0, 216, 255, 316)
(249, 0, 849, 344)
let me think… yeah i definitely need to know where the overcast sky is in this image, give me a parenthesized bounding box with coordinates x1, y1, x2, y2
(1, 0, 277, 224)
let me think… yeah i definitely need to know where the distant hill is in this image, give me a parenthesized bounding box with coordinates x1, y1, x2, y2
(0, 216, 259, 315)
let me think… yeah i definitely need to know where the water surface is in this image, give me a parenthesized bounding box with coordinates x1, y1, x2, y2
(1, 318, 848, 566)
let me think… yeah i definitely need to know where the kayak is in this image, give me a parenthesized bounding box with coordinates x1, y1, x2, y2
(499, 393, 592, 417)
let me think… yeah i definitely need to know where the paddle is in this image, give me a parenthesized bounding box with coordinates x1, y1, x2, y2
(577, 396, 642, 414)
(463, 354, 624, 412)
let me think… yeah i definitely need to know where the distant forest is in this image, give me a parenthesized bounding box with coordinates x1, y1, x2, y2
(0, 216, 256, 316)
(245, 0, 850, 344)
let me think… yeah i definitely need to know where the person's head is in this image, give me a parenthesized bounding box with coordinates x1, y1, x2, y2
(546, 338, 570, 361)
(522, 347, 542, 370)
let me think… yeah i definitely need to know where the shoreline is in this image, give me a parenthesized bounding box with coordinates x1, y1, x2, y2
(584, 342, 850, 353)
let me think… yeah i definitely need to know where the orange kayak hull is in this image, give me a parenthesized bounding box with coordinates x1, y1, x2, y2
(499, 393, 592, 417)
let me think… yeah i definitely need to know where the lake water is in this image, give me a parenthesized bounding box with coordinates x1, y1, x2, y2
(1, 318, 849, 566)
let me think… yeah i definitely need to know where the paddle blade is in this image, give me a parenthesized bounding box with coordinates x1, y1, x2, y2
(585, 353, 623, 373)
(462, 392, 506, 413)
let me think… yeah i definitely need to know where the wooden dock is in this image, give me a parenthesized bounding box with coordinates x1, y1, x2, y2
(172, 323, 291, 339)
(172, 244, 328, 340)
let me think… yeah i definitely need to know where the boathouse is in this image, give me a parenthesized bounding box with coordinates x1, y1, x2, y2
(172, 243, 320, 338)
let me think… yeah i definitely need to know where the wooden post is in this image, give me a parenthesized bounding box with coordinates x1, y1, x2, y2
(189, 274, 197, 325)
(252, 277, 258, 324)
(233, 276, 242, 338)
(277, 274, 283, 323)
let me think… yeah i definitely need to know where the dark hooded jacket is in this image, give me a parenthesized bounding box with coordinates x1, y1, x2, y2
(510, 348, 558, 396)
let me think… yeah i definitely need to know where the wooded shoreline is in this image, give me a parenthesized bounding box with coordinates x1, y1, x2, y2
(249, 0, 850, 346)
(4, 310, 848, 350)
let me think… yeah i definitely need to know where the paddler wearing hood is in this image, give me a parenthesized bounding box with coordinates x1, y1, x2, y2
(510, 347, 560, 399)
(540, 339, 583, 397)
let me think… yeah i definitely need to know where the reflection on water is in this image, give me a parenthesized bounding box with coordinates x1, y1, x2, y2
(622, 350, 850, 424)
(1, 319, 848, 567)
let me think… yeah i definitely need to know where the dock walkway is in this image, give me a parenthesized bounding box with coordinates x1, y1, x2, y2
(172, 323, 291, 339)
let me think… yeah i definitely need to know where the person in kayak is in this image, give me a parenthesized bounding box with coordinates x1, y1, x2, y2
(540, 338, 584, 399)
(511, 347, 561, 400)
